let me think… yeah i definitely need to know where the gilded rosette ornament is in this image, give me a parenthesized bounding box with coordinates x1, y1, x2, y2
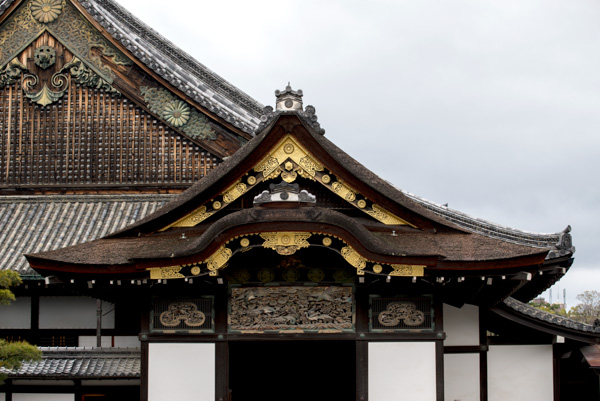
(260, 232, 311, 255)
(31, 0, 62, 24)
(205, 246, 233, 275)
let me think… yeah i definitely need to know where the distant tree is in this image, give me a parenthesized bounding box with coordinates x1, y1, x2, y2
(529, 300, 567, 316)
(569, 290, 600, 325)
(0, 271, 41, 383)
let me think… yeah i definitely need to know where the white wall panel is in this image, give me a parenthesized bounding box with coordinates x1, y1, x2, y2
(488, 345, 553, 401)
(39, 297, 114, 329)
(0, 393, 4, 401)
(445, 353, 479, 401)
(369, 342, 436, 401)
(13, 394, 72, 401)
(149, 343, 215, 401)
(444, 304, 479, 346)
(78, 336, 140, 348)
(0, 297, 31, 329)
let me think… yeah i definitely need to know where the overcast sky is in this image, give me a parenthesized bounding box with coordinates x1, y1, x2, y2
(119, 0, 600, 307)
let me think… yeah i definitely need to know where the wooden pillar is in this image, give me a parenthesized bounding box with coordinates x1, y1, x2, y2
(434, 297, 444, 401)
(479, 307, 488, 401)
(355, 285, 369, 401)
(215, 285, 229, 401)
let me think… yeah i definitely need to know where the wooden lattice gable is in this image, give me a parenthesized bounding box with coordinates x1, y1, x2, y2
(0, 0, 259, 189)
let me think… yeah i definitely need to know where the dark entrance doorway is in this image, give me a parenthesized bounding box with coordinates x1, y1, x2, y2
(229, 340, 356, 401)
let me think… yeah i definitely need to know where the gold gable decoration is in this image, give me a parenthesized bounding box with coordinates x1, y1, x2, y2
(145, 232, 427, 280)
(165, 134, 414, 230)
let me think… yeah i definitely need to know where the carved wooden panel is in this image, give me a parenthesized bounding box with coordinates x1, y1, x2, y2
(370, 296, 433, 332)
(152, 297, 213, 333)
(229, 286, 354, 332)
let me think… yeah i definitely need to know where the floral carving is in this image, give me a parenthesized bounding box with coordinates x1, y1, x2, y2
(60, 57, 120, 96)
(30, 0, 62, 24)
(141, 87, 216, 140)
(163, 100, 190, 127)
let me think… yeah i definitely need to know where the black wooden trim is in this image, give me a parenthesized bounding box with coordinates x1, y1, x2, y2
(4, 379, 12, 401)
(73, 379, 82, 401)
(479, 307, 488, 401)
(140, 341, 149, 401)
(435, 298, 444, 401)
(356, 340, 368, 401)
(216, 342, 229, 401)
(553, 343, 560, 401)
(140, 297, 150, 401)
(444, 345, 488, 354)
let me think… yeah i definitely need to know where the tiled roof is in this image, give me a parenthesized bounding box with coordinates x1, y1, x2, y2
(402, 191, 574, 260)
(503, 297, 600, 334)
(1, 347, 140, 378)
(0, 194, 174, 275)
(0, 0, 264, 133)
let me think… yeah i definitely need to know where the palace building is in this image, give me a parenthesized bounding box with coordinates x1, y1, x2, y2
(0, 1, 599, 400)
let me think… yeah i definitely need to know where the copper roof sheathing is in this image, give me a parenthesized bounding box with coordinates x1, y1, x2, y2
(0, 195, 174, 275)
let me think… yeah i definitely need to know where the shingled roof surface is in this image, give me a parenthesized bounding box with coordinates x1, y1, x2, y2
(0, 347, 140, 378)
(0, 195, 174, 275)
(0, 0, 264, 133)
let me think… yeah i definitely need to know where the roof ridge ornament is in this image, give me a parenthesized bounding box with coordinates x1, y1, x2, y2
(256, 84, 325, 135)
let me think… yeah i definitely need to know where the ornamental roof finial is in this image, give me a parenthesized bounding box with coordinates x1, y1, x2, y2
(275, 83, 303, 111)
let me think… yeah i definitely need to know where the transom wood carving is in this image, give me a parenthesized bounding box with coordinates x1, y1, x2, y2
(229, 286, 353, 332)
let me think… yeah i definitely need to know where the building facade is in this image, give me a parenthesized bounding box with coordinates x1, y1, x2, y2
(0, 1, 599, 400)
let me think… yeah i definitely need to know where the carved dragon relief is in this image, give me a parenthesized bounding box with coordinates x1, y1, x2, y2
(0, 0, 131, 81)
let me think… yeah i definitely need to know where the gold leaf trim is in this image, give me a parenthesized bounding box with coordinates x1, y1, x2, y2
(148, 266, 184, 280)
(389, 264, 425, 277)
(365, 204, 412, 226)
(340, 246, 366, 272)
(205, 246, 233, 276)
(260, 232, 311, 256)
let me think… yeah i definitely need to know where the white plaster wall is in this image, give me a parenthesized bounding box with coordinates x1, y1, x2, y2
(149, 343, 215, 401)
(445, 353, 479, 401)
(444, 304, 479, 346)
(13, 394, 72, 401)
(78, 335, 140, 348)
(369, 342, 436, 401)
(0, 297, 31, 329)
(0, 393, 4, 401)
(488, 345, 553, 401)
(39, 297, 114, 329)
